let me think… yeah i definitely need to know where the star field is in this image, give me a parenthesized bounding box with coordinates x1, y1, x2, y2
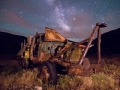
(0, 0, 120, 41)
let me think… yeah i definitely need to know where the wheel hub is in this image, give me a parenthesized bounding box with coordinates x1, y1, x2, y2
(41, 66, 50, 83)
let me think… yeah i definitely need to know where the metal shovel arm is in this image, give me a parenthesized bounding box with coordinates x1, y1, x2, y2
(49, 37, 90, 60)
(78, 23, 107, 65)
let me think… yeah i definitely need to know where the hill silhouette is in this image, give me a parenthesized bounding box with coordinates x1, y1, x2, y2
(0, 28, 120, 55)
(0, 31, 26, 55)
(89, 28, 120, 54)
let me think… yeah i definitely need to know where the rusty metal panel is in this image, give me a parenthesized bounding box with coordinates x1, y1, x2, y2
(69, 47, 82, 63)
(44, 27, 66, 42)
(68, 65, 83, 75)
(68, 65, 90, 76)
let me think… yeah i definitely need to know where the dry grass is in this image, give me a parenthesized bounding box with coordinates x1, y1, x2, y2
(0, 55, 120, 90)
(0, 68, 42, 89)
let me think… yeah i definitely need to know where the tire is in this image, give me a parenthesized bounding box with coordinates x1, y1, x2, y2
(38, 61, 57, 85)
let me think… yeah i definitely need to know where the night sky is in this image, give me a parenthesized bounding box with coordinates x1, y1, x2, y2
(0, 0, 120, 41)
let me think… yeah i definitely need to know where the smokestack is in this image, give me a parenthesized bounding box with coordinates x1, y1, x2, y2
(27, 36, 33, 45)
(24, 40, 26, 47)
(21, 42, 23, 48)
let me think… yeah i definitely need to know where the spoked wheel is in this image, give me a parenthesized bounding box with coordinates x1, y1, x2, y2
(82, 58, 90, 70)
(41, 66, 50, 83)
(82, 58, 90, 76)
(39, 61, 57, 85)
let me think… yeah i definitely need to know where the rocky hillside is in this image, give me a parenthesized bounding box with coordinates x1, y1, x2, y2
(0, 28, 120, 55)
(0, 31, 26, 55)
(89, 28, 120, 54)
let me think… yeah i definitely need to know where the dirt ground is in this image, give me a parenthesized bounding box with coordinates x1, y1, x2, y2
(0, 55, 20, 73)
(0, 54, 120, 73)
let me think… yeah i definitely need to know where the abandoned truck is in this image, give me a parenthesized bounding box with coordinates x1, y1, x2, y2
(17, 22, 107, 84)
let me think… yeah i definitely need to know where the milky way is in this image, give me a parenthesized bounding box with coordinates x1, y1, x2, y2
(0, 0, 120, 41)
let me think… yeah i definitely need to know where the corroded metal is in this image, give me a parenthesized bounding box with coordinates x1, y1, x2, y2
(78, 23, 107, 65)
(49, 37, 90, 61)
(18, 22, 107, 77)
(98, 28, 101, 64)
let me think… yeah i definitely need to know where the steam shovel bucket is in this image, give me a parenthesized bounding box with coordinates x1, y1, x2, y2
(68, 58, 106, 76)
(90, 58, 106, 74)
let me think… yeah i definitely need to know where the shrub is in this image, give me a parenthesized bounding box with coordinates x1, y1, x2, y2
(0, 68, 42, 89)
(0, 56, 120, 89)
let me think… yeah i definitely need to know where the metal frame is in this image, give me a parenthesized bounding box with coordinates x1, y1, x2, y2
(50, 23, 107, 65)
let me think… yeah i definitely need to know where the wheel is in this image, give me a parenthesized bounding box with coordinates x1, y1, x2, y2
(20, 59, 29, 69)
(82, 58, 90, 70)
(38, 61, 57, 85)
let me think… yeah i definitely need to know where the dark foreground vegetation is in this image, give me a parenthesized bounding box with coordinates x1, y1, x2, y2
(0, 55, 120, 90)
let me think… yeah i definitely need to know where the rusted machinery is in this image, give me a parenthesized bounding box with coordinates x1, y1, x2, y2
(17, 22, 107, 84)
